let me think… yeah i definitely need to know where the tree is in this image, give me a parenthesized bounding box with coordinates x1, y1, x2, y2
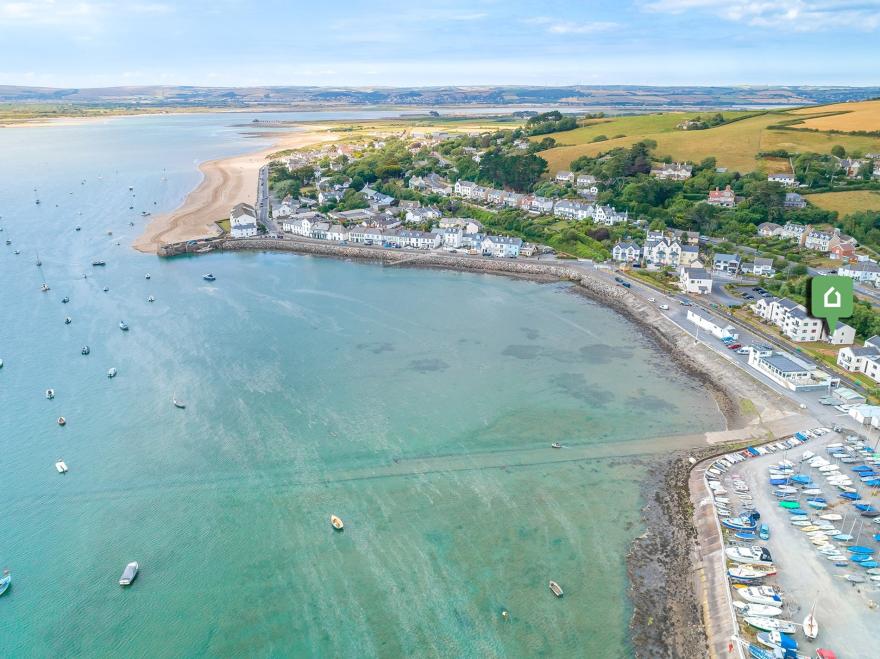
(831, 145, 846, 158)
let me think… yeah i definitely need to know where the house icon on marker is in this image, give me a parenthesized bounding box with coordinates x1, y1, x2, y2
(823, 286, 842, 309)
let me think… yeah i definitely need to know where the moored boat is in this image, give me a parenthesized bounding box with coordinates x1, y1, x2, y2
(45, 388, 55, 399)
(81, 346, 90, 355)
(0, 570, 10, 597)
(738, 585, 782, 606)
(55, 459, 68, 473)
(172, 394, 186, 409)
(202, 273, 216, 281)
(107, 367, 117, 378)
(92, 260, 106, 266)
(549, 580, 563, 597)
(551, 442, 561, 449)
(330, 515, 344, 530)
(119, 561, 139, 586)
(119, 321, 129, 331)
(57, 416, 66, 426)
(803, 604, 818, 640)
(743, 616, 797, 634)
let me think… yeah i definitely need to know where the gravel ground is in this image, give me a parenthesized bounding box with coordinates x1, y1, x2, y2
(719, 430, 880, 658)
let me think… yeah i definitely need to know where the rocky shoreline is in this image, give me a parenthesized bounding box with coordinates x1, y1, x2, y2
(172, 237, 796, 657)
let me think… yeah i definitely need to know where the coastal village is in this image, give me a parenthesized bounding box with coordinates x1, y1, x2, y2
(220, 121, 880, 403)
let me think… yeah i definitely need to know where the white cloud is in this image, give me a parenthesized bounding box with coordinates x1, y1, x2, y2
(0, 0, 172, 26)
(525, 16, 618, 34)
(641, 0, 880, 31)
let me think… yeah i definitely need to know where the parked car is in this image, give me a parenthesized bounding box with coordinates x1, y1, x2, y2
(727, 343, 742, 350)
(679, 299, 692, 306)
(659, 304, 669, 310)
(736, 348, 750, 355)
(648, 297, 656, 302)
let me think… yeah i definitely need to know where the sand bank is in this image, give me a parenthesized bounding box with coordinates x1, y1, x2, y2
(133, 129, 338, 253)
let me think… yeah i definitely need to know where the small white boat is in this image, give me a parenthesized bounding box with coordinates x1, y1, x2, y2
(107, 368, 117, 378)
(733, 601, 782, 617)
(743, 616, 797, 634)
(819, 513, 842, 521)
(40, 283, 50, 292)
(202, 273, 216, 282)
(45, 389, 55, 399)
(803, 606, 818, 640)
(145, 273, 151, 279)
(119, 561, 139, 586)
(55, 460, 68, 474)
(330, 515, 344, 530)
(172, 395, 186, 409)
(549, 581, 563, 597)
(738, 586, 782, 606)
(147, 295, 155, 303)
(119, 321, 129, 331)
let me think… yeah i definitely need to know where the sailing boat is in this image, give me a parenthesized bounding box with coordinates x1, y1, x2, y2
(803, 601, 819, 640)
(34, 187, 40, 205)
(172, 394, 186, 409)
(35, 251, 42, 267)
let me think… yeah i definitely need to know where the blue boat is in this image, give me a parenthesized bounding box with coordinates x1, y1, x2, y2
(834, 534, 854, 541)
(759, 524, 770, 541)
(748, 644, 774, 659)
(790, 475, 811, 484)
(874, 534, 880, 542)
(795, 432, 808, 440)
(852, 554, 874, 563)
(722, 517, 757, 531)
(807, 500, 828, 509)
(769, 477, 788, 485)
(855, 504, 876, 512)
(847, 545, 874, 554)
(0, 570, 10, 597)
(864, 478, 880, 487)
(840, 492, 861, 500)
(859, 560, 879, 568)
(853, 466, 873, 472)
(735, 532, 757, 542)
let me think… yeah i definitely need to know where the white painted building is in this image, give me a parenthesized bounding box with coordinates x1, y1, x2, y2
(230, 202, 258, 238)
(686, 308, 736, 339)
(679, 267, 713, 294)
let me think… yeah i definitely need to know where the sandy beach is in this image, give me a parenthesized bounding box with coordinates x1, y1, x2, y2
(133, 128, 338, 253)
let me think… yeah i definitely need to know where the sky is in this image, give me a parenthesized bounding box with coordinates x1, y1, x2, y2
(1, 0, 879, 87)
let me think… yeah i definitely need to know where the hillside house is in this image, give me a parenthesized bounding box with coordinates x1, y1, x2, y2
(838, 261, 880, 285)
(779, 223, 810, 245)
(680, 267, 713, 294)
(712, 253, 741, 274)
(650, 162, 693, 180)
(784, 193, 807, 209)
(707, 185, 736, 208)
(555, 170, 575, 183)
(805, 229, 834, 252)
(768, 173, 797, 187)
(644, 237, 682, 267)
(612, 241, 641, 263)
(757, 222, 782, 237)
(576, 174, 597, 187)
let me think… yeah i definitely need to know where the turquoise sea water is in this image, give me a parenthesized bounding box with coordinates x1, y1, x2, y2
(0, 112, 723, 657)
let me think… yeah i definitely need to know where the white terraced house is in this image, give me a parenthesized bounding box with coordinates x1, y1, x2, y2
(805, 230, 834, 252)
(553, 200, 593, 220)
(327, 225, 348, 241)
(612, 241, 641, 263)
(838, 261, 880, 285)
(643, 238, 682, 267)
(405, 207, 441, 224)
(530, 196, 555, 214)
(781, 306, 824, 342)
(482, 236, 522, 258)
(779, 223, 810, 244)
(837, 337, 880, 383)
(230, 202, 257, 238)
(592, 205, 628, 226)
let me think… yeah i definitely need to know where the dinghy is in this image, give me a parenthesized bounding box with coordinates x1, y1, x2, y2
(743, 616, 797, 634)
(549, 581, 563, 597)
(330, 515, 344, 530)
(733, 601, 782, 617)
(738, 586, 782, 606)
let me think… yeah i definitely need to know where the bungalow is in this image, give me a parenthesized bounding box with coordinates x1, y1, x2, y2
(712, 253, 741, 274)
(680, 267, 713, 294)
(612, 241, 641, 263)
(768, 173, 797, 187)
(686, 308, 736, 338)
(482, 236, 522, 258)
(650, 162, 693, 180)
(757, 222, 782, 237)
(555, 170, 575, 183)
(838, 261, 880, 285)
(748, 350, 834, 392)
(229, 202, 257, 238)
(707, 185, 736, 208)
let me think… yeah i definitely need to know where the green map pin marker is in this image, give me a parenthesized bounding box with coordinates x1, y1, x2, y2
(811, 275, 853, 333)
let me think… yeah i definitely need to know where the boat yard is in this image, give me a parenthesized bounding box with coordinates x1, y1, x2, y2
(698, 428, 879, 658)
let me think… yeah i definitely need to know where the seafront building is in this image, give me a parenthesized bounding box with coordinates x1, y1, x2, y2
(230, 203, 257, 238)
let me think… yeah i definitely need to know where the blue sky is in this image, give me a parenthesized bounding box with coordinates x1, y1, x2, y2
(1, 0, 879, 87)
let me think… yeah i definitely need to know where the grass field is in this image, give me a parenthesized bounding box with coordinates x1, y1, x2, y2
(537, 107, 880, 175)
(788, 100, 880, 133)
(805, 190, 880, 215)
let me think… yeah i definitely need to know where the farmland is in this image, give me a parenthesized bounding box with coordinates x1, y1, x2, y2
(535, 102, 880, 175)
(805, 190, 880, 215)
(787, 100, 880, 132)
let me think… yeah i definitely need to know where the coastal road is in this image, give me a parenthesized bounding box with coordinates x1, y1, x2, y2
(256, 165, 275, 234)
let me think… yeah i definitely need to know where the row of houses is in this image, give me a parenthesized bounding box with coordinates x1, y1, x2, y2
(453, 180, 627, 225)
(757, 222, 858, 257)
(837, 336, 880, 385)
(554, 171, 597, 187)
(278, 213, 524, 257)
(750, 296, 855, 344)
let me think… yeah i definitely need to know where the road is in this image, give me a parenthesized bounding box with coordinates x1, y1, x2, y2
(256, 165, 275, 234)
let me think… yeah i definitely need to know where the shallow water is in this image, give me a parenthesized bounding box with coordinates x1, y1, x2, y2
(0, 112, 723, 656)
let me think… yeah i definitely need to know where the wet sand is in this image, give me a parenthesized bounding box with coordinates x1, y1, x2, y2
(133, 129, 338, 253)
